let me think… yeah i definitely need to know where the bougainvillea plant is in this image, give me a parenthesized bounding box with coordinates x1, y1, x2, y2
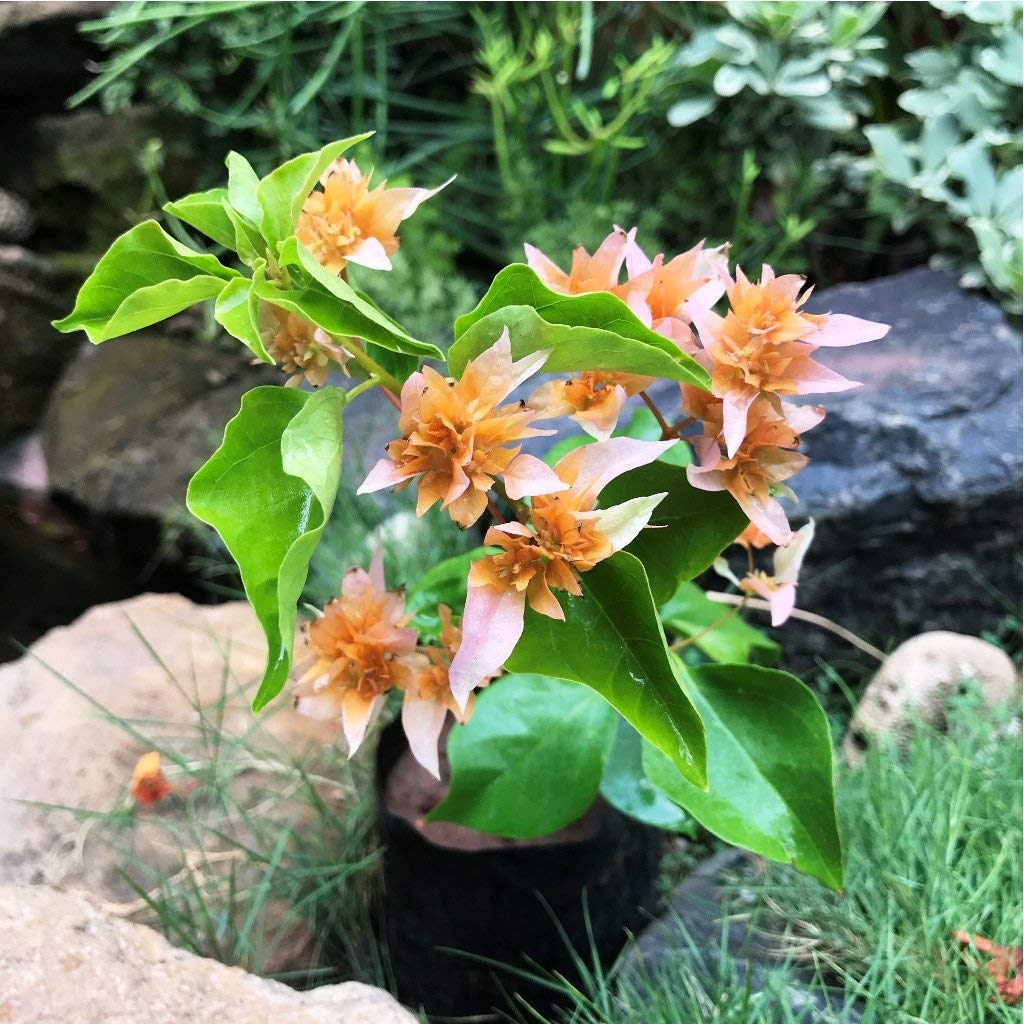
(56, 135, 889, 889)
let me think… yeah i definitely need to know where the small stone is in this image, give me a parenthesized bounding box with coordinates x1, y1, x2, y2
(844, 631, 1018, 763)
(0, 885, 416, 1024)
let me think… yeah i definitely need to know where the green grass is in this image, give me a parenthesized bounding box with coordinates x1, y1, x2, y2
(517, 692, 1021, 1023)
(746, 691, 1023, 1024)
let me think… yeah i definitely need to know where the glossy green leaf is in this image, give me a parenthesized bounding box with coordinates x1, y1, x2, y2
(163, 188, 237, 249)
(505, 551, 707, 787)
(53, 220, 238, 343)
(226, 151, 263, 226)
(600, 461, 749, 605)
(644, 662, 843, 889)
(186, 385, 346, 712)
(452, 305, 708, 385)
(599, 719, 695, 834)
(660, 581, 780, 666)
(257, 133, 372, 246)
(275, 236, 442, 360)
(214, 268, 272, 364)
(429, 674, 617, 838)
(450, 264, 710, 389)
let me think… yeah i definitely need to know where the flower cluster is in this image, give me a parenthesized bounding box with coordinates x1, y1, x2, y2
(523, 228, 729, 440)
(296, 220, 887, 775)
(683, 264, 887, 544)
(294, 549, 481, 778)
(260, 158, 451, 389)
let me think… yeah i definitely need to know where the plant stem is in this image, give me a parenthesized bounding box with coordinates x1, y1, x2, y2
(346, 342, 402, 397)
(703, 591, 887, 662)
(640, 390, 674, 439)
(669, 600, 746, 651)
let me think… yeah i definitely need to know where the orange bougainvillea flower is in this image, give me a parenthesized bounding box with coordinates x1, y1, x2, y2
(684, 387, 824, 546)
(294, 554, 484, 778)
(293, 550, 418, 756)
(258, 303, 350, 387)
(358, 328, 566, 528)
(130, 752, 173, 806)
(527, 371, 653, 441)
(296, 158, 453, 274)
(621, 239, 729, 350)
(399, 604, 487, 778)
(448, 437, 676, 706)
(524, 226, 636, 296)
(690, 264, 889, 457)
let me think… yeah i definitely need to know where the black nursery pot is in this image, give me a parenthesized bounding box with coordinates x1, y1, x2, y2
(375, 720, 663, 1019)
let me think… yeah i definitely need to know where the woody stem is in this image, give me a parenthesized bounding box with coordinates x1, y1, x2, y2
(703, 591, 887, 662)
(639, 390, 673, 439)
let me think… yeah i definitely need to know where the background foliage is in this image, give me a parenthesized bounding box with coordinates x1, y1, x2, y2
(75, 0, 1023, 322)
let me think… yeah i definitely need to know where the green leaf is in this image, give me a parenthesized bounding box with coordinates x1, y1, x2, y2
(186, 385, 346, 712)
(667, 95, 718, 127)
(450, 265, 710, 389)
(644, 662, 843, 889)
(214, 268, 272, 364)
(600, 461, 749, 605)
(53, 220, 238, 343)
(660, 581, 780, 665)
(506, 551, 707, 787)
(226, 151, 263, 227)
(256, 133, 373, 246)
(275, 236, 442, 360)
(600, 719, 695, 833)
(163, 188, 237, 249)
(429, 674, 617, 839)
(223, 201, 265, 266)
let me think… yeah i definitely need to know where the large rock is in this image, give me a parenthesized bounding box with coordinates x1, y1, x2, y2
(0, 593, 340, 972)
(0, 245, 75, 440)
(651, 267, 1022, 673)
(43, 333, 279, 520)
(0, 885, 415, 1024)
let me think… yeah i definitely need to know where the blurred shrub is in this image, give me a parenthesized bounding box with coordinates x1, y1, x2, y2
(72, 0, 1023, 308)
(863, 1, 1022, 310)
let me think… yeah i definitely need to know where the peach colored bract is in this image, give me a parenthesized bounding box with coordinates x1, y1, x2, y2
(296, 158, 452, 274)
(359, 329, 565, 528)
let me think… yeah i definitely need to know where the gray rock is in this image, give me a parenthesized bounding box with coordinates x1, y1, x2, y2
(0, 885, 416, 1024)
(42, 333, 279, 520)
(0, 245, 75, 441)
(621, 849, 854, 1022)
(649, 267, 1022, 673)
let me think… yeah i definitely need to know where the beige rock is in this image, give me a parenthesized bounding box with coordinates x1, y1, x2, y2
(0, 593, 343, 972)
(844, 631, 1019, 763)
(0, 885, 415, 1024)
